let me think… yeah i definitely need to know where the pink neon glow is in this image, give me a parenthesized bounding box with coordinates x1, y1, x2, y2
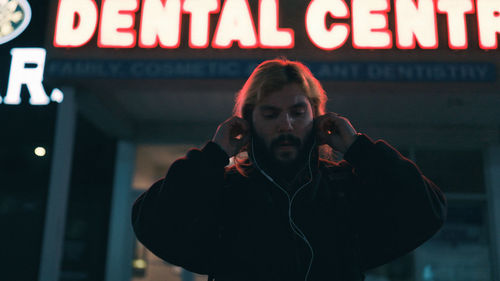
(50, 0, 500, 50)
(437, 0, 474, 49)
(183, 0, 220, 48)
(53, 0, 98, 47)
(305, 0, 350, 50)
(139, 0, 182, 48)
(212, 0, 258, 48)
(477, 0, 500, 49)
(258, 0, 294, 48)
(395, 0, 438, 49)
(98, 0, 139, 48)
(352, 0, 392, 49)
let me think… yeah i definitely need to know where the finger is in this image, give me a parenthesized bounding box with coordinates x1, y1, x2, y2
(315, 131, 328, 145)
(229, 118, 249, 139)
(317, 117, 336, 134)
(239, 134, 250, 147)
(314, 115, 329, 131)
(316, 112, 339, 124)
(324, 113, 346, 133)
(315, 120, 330, 145)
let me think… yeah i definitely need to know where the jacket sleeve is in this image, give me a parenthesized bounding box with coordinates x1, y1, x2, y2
(131, 141, 229, 274)
(342, 134, 447, 272)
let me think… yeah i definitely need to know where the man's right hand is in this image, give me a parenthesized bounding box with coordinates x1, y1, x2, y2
(212, 116, 250, 157)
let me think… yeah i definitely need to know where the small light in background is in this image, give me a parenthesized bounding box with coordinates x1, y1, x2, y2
(132, 258, 147, 269)
(34, 146, 46, 157)
(423, 264, 435, 281)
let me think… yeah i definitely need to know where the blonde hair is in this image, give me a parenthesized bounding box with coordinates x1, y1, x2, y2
(231, 58, 330, 175)
(233, 58, 327, 121)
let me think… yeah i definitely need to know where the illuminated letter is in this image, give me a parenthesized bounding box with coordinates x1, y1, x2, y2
(54, 0, 98, 47)
(395, 0, 438, 49)
(140, 0, 182, 48)
(477, 0, 500, 49)
(305, 0, 350, 50)
(183, 0, 219, 48)
(259, 0, 294, 48)
(212, 0, 258, 48)
(4, 48, 49, 105)
(437, 0, 474, 49)
(352, 0, 392, 49)
(98, 0, 139, 48)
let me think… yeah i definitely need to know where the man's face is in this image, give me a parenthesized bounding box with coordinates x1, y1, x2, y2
(251, 83, 314, 165)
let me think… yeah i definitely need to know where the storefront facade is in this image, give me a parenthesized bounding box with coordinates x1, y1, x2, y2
(1, 0, 500, 281)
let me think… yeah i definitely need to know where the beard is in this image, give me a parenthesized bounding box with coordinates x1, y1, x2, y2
(250, 129, 315, 179)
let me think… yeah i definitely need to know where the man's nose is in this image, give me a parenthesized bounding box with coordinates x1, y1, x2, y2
(277, 113, 293, 132)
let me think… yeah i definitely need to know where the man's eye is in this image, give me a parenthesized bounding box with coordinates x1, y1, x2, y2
(292, 109, 305, 117)
(263, 113, 278, 119)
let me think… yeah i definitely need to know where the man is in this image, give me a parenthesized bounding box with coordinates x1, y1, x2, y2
(131, 59, 447, 281)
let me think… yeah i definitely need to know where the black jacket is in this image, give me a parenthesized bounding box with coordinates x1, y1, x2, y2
(131, 134, 447, 281)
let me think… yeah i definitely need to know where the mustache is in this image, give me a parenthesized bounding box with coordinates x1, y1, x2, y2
(270, 134, 301, 150)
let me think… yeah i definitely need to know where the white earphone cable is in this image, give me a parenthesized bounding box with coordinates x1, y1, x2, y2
(251, 139, 316, 281)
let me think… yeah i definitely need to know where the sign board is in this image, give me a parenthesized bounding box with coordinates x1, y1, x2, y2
(1, 48, 64, 105)
(45, 59, 496, 81)
(0, 1, 64, 105)
(49, 0, 500, 53)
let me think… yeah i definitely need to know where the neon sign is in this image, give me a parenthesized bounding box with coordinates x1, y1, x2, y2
(1, 48, 64, 105)
(0, 0, 32, 45)
(53, 0, 500, 50)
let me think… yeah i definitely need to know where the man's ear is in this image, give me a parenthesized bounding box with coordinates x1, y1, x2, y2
(242, 109, 254, 131)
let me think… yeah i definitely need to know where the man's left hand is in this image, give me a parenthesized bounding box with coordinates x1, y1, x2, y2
(315, 112, 358, 153)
